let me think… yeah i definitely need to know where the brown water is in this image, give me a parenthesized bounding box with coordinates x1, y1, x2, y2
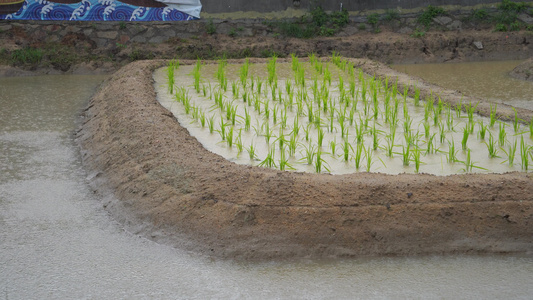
(1, 75, 532, 299)
(392, 60, 533, 110)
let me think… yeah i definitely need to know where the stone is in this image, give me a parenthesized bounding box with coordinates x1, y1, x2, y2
(517, 13, 533, 24)
(447, 20, 462, 30)
(0, 24, 13, 31)
(131, 35, 147, 43)
(97, 31, 118, 39)
(149, 36, 166, 43)
(398, 27, 413, 34)
(433, 16, 452, 26)
(473, 41, 483, 50)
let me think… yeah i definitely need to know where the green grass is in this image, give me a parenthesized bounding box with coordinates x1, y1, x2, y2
(418, 5, 446, 28)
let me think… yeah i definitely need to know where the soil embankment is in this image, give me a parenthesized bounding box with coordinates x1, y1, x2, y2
(78, 58, 533, 260)
(1, 19, 532, 76)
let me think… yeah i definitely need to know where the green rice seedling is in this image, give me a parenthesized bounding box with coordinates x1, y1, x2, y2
(286, 79, 292, 95)
(272, 104, 278, 124)
(288, 132, 298, 156)
(278, 147, 294, 171)
(342, 138, 353, 161)
(530, 116, 533, 139)
(412, 146, 422, 173)
(324, 65, 332, 86)
(231, 81, 239, 98)
(317, 127, 325, 148)
(401, 144, 410, 166)
(354, 142, 364, 169)
(291, 53, 299, 71)
(243, 108, 251, 131)
(235, 129, 243, 154)
(218, 117, 227, 141)
(490, 104, 497, 128)
(314, 148, 330, 173)
(384, 139, 394, 158)
(199, 111, 206, 128)
(461, 126, 469, 150)
(242, 90, 249, 103)
(372, 122, 380, 150)
(466, 101, 477, 125)
(167, 64, 175, 94)
(264, 100, 270, 119)
(240, 58, 250, 87)
(304, 123, 312, 141)
(423, 121, 431, 139)
(253, 97, 261, 114)
(464, 148, 473, 172)
(207, 114, 215, 133)
(256, 79, 263, 95)
(263, 121, 274, 144)
(280, 110, 288, 129)
(478, 120, 487, 140)
(455, 97, 463, 118)
(349, 81, 356, 99)
(292, 117, 300, 136)
(423, 99, 432, 122)
(506, 140, 517, 166)
(499, 122, 507, 147)
(307, 102, 314, 124)
(414, 87, 420, 106)
(520, 136, 529, 171)
(426, 133, 436, 154)
(247, 143, 257, 160)
(365, 146, 374, 172)
(512, 107, 520, 133)
(349, 106, 356, 126)
(447, 140, 458, 163)
(226, 126, 234, 147)
(355, 121, 365, 144)
(202, 84, 208, 97)
(439, 123, 446, 143)
(193, 59, 202, 93)
(259, 146, 277, 168)
(313, 109, 322, 129)
(230, 105, 238, 125)
(267, 55, 277, 85)
(330, 138, 337, 156)
(277, 128, 287, 150)
(446, 108, 454, 131)
(485, 133, 498, 158)
(302, 143, 316, 165)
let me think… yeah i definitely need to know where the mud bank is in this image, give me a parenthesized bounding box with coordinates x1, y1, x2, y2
(78, 59, 533, 260)
(510, 57, 533, 81)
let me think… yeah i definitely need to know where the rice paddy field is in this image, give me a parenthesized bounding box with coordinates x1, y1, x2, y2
(154, 55, 533, 176)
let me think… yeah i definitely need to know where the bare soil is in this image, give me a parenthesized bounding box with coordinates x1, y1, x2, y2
(510, 57, 533, 81)
(77, 58, 533, 261)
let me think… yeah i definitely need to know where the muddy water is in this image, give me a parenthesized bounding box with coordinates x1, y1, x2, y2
(392, 60, 533, 110)
(1, 75, 533, 298)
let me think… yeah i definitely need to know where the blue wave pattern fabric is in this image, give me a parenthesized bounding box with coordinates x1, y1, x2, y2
(0, 0, 197, 21)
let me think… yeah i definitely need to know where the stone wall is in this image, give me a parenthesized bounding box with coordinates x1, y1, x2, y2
(1, 7, 532, 50)
(201, 0, 533, 14)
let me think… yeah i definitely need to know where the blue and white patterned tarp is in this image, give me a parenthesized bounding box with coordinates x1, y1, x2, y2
(0, 0, 199, 21)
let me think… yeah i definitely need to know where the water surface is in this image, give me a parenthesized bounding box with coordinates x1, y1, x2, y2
(392, 60, 533, 110)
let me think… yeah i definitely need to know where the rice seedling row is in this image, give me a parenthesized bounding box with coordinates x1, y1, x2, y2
(155, 55, 533, 175)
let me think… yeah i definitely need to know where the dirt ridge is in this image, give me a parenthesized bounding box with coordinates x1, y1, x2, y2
(77, 59, 533, 260)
